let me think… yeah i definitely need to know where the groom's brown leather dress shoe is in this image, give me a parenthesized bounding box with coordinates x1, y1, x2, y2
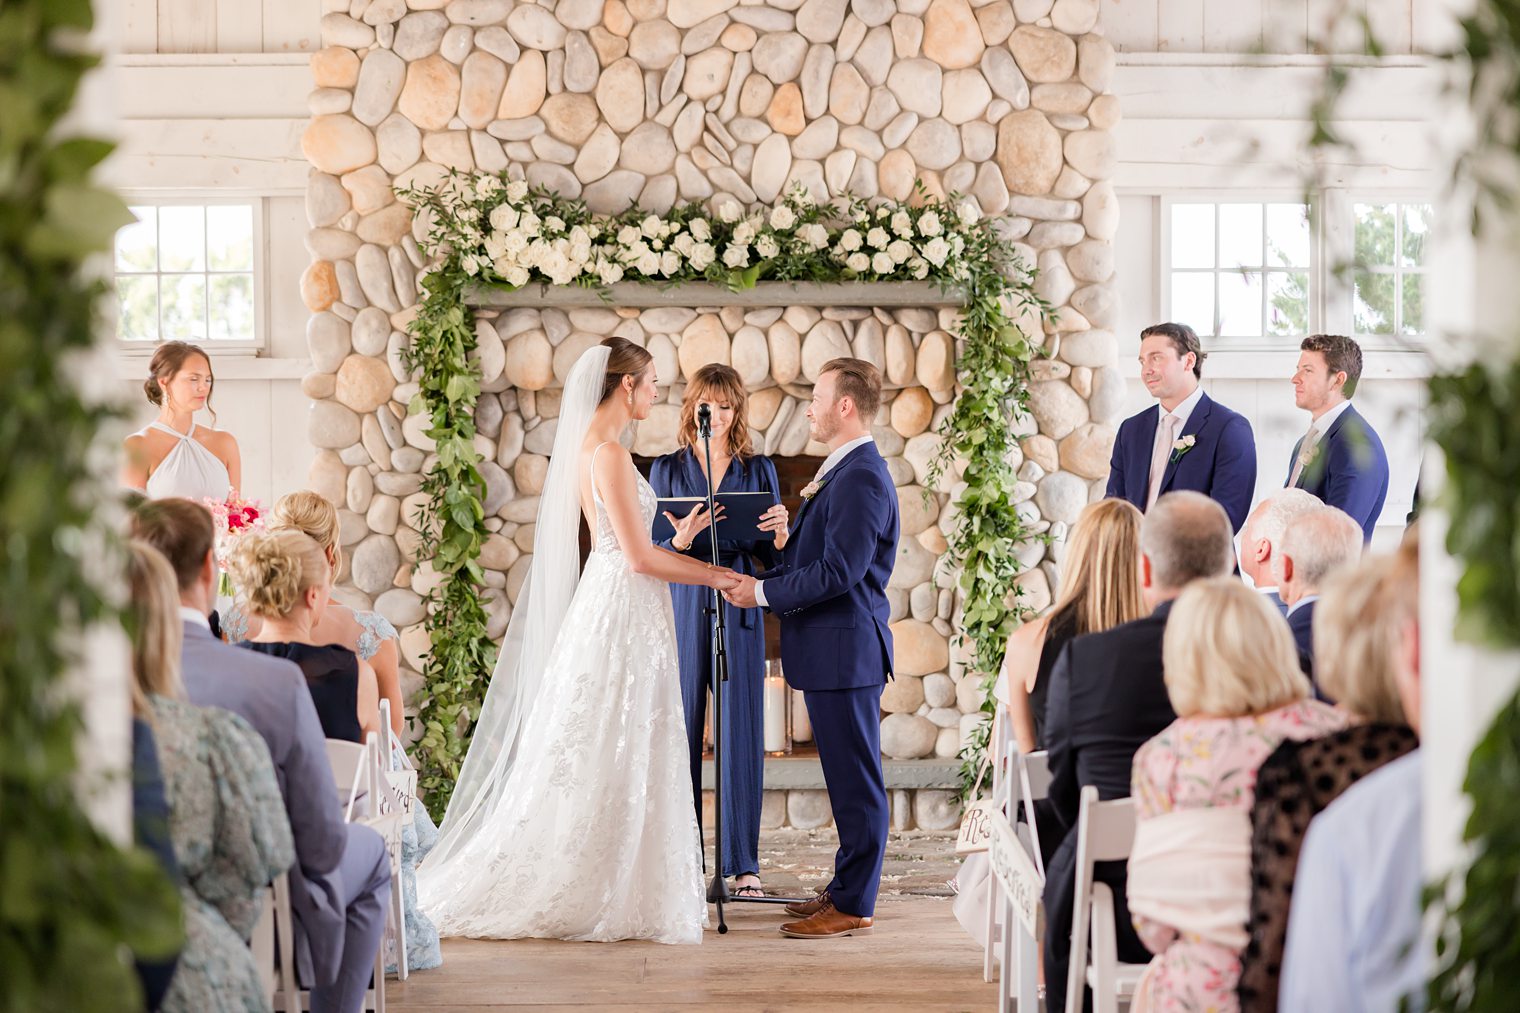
(783, 886, 830, 918)
(778, 900, 873, 939)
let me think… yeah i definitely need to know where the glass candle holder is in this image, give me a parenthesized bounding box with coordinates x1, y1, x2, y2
(790, 688, 813, 743)
(763, 660, 791, 755)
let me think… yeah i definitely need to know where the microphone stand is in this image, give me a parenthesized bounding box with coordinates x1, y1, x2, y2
(696, 406, 803, 937)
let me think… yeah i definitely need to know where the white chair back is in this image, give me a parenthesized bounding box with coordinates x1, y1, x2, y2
(1018, 750, 1051, 880)
(982, 712, 1019, 984)
(1064, 786, 1145, 1013)
(326, 739, 368, 821)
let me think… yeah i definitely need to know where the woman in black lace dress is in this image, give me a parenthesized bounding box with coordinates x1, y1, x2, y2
(1238, 552, 1419, 1012)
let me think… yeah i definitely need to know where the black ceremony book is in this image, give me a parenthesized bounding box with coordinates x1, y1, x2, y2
(651, 491, 777, 542)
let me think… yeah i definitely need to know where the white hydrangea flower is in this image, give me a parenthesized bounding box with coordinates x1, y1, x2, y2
(918, 211, 942, 236)
(719, 201, 743, 223)
(846, 251, 870, 272)
(476, 175, 503, 197)
(922, 236, 950, 266)
(891, 210, 914, 237)
(887, 239, 912, 264)
(690, 242, 717, 270)
(506, 180, 529, 202)
(723, 243, 750, 269)
(871, 251, 894, 274)
(840, 229, 863, 252)
(690, 218, 712, 241)
(756, 234, 780, 259)
(769, 205, 796, 230)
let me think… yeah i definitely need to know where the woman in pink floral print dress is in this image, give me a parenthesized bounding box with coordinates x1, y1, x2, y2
(1126, 578, 1345, 1012)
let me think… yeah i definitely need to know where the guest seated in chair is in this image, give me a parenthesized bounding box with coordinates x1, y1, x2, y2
(1126, 578, 1344, 1013)
(1276, 544, 1428, 1009)
(1041, 491, 1237, 1013)
(127, 540, 294, 1013)
(996, 498, 1146, 759)
(1275, 505, 1364, 689)
(229, 529, 381, 744)
(131, 498, 392, 1013)
(1237, 488, 1321, 614)
(269, 489, 442, 973)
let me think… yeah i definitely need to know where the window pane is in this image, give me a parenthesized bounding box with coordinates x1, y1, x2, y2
(1218, 203, 1263, 269)
(116, 206, 157, 272)
(158, 205, 206, 272)
(1170, 272, 1215, 334)
(161, 274, 207, 339)
(1170, 204, 1215, 268)
(116, 276, 159, 342)
(1354, 269, 1395, 334)
(207, 204, 254, 271)
(1266, 203, 1311, 267)
(210, 274, 255, 342)
(1400, 273, 1424, 334)
(1401, 203, 1431, 268)
(1354, 203, 1397, 268)
(1219, 270, 1264, 337)
(1267, 271, 1309, 336)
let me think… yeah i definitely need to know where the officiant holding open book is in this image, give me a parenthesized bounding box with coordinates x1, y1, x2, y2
(651, 364, 791, 901)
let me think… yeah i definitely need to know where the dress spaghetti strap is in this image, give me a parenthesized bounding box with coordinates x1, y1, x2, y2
(588, 441, 611, 506)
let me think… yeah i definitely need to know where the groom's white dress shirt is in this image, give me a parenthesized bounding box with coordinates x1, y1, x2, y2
(754, 433, 875, 608)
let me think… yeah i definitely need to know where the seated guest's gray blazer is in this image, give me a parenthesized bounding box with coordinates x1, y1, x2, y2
(181, 619, 351, 985)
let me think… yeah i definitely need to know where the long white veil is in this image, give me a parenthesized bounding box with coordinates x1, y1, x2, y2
(421, 343, 611, 873)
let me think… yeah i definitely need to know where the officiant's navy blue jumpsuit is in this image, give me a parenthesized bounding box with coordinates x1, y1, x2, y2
(650, 449, 781, 879)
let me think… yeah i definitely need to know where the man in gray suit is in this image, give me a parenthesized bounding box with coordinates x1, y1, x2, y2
(133, 499, 390, 1013)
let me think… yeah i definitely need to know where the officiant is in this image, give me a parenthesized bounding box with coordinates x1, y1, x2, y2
(651, 364, 790, 900)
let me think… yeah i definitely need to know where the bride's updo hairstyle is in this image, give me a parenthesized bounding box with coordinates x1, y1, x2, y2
(272, 490, 343, 578)
(598, 336, 654, 404)
(227, 529, 330, 619)
(144, 340, 217, 421)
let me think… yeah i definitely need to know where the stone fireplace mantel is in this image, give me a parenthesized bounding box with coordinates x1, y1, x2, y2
(466, 280, 967, 310)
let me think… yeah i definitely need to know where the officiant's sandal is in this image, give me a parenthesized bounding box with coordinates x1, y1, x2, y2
(778, 899, 873, 939)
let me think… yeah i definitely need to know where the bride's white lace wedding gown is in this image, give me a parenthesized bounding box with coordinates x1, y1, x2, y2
(417, 444, 707, 944)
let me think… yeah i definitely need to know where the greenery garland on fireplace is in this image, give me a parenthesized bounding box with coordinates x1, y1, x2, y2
(401, 173, 1047, 816)
(0, 0, 181, 1006)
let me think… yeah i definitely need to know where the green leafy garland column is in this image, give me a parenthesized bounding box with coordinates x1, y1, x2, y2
(0, 1, 181, 1007)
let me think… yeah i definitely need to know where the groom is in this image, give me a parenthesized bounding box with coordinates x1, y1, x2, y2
(724, 357, 898, 939)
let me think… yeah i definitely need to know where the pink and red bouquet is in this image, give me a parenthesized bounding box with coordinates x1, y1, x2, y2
(204, 495, 265, 596)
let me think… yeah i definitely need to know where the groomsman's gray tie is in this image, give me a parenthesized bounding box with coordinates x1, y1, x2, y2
(1288, 425, 1322, 487)
(1147, 413, 1180, 509)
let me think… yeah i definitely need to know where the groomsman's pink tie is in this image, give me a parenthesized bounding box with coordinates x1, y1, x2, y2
(1147, 414, 1180, 509)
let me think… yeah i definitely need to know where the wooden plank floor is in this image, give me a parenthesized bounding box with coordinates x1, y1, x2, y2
(390, 829, 995, 1011)
(387, 896, 995, 1011)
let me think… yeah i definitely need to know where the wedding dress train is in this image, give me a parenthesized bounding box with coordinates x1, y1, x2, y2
(416, 443, 707, 944)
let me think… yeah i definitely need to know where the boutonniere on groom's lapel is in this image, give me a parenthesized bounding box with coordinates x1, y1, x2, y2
(800, 477, 828, 501)
(1169, 434, 1196, 464)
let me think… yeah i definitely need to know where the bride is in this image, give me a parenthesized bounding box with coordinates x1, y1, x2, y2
(416, 336, 740, 944)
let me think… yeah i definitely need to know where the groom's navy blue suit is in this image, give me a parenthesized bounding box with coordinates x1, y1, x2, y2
(760, 440, 898, 918)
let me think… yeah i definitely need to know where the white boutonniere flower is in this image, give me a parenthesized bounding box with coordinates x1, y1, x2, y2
(1169, 434, 1196, 463)
(1296, 442, 1320, 470)
(800, 478, 827, 501)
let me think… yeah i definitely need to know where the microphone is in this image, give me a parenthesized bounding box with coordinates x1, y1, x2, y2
(696, 402, 712, 439)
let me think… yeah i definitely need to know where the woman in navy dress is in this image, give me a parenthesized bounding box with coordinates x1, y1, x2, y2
(650, 364, 790, 898)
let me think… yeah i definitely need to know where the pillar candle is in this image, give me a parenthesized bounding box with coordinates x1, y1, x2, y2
(791, 688, 812, 742)
(763, 673, 788, 753)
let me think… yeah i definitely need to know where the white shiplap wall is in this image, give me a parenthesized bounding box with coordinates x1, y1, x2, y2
(1101, 0, 1452, 55)
(120, 0, 319, 55)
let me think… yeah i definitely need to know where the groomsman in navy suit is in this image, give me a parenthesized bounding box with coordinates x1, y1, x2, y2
(723, 357, 898, 940)
(1287, 334, 1389, 541)
(1106, 322, 1257, 532)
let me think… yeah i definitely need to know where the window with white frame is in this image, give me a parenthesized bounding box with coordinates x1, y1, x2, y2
(1166, 200, 1313, 341)
(114, 201, 260, 346)
(1352, 201, 1431, 337)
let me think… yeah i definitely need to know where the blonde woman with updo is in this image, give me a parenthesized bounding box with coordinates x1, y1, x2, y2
(230, 529, 381, 743)
(269, 489, 444, 972)
(268, 490, 405, 737)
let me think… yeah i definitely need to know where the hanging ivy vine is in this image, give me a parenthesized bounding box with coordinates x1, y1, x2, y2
(401, 173, 1046, 816)
(0, 0, 182, 1008)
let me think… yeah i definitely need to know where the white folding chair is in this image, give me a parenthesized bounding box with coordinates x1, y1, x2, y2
(272, 735, 395, 1012)
(1065, 786, 1147, 1013)
(982, 711, 1018, 983)
(1018, 750, 1051, 880)
(377, 700, 410, 981)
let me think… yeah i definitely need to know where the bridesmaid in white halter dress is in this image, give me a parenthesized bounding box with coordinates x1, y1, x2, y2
(123, 341, 241, 503)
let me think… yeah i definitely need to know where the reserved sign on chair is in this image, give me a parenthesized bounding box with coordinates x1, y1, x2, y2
(989, 816, 1041, 936)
